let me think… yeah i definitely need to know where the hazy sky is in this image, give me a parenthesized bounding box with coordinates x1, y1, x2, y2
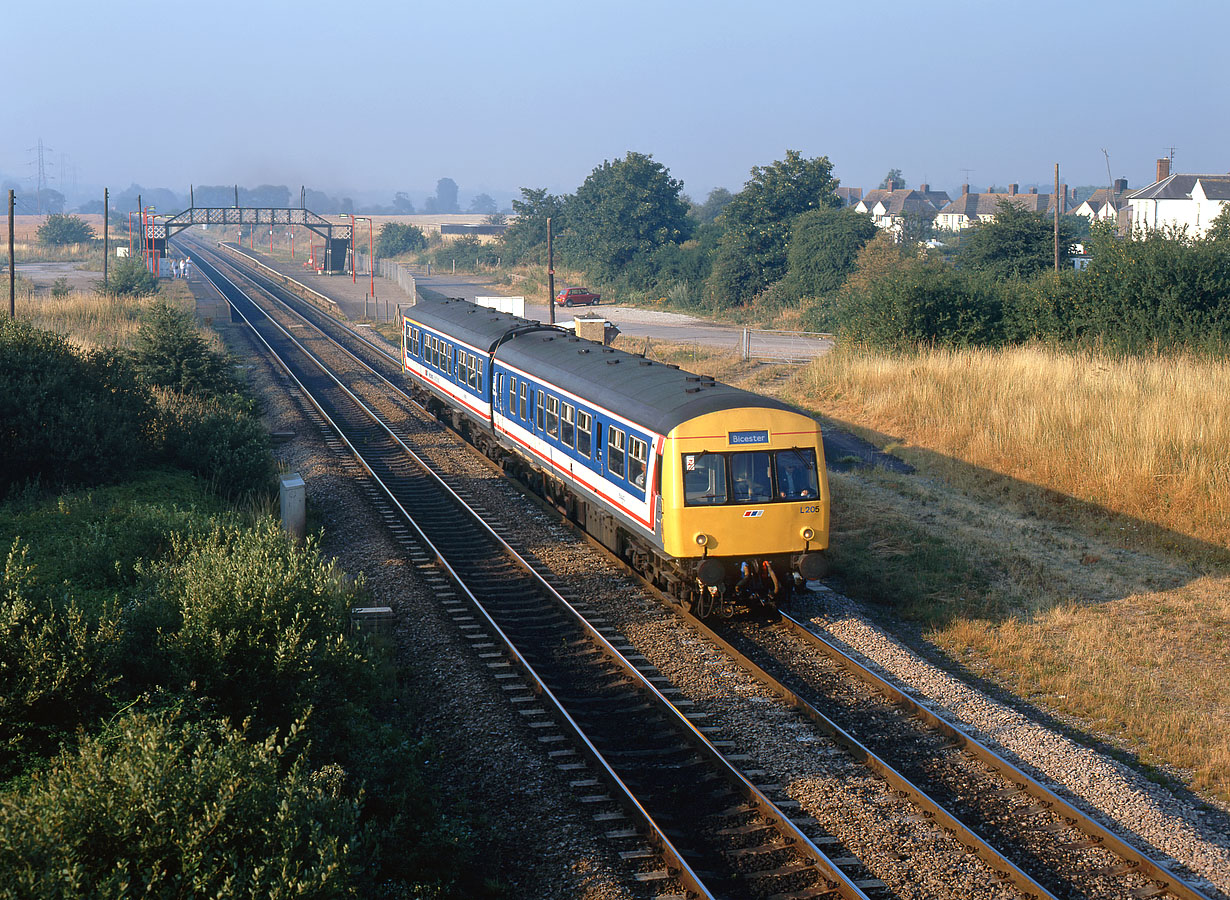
(7, 0, 1228, 205)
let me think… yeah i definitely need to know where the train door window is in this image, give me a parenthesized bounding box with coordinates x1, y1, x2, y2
(494, 373, 503, 410)
(546, 395, 559, 439)
(608, 426, 626, 479)
(730, 451, 773, 503)
(519, 382, 527, 420)
(628, 436, 648, 489)
(535, 391, 544, 431)
(576, 410, 592, 457)
(682, 453, 727, 506)
(447, 345, 455, 376)
(411, 328, 420, 357)
(469, 353, 479, 388)
(428, 337, 437, 369)
(773, 448, 819, 500)
(561, 403, 575, 447)
(476, 360, 484, 393)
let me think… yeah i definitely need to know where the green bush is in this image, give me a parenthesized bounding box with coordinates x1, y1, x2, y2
(98, 257, 158, 298)
(152, 391, 272, 497)
(0, 541, 121, 777)
(0, 710, 358, 899)
(152, 522, 372, 735)
(0, 319, 153, 494)
(375, 222, 427, 257)
(132, 302, 237, 396)
(36, 215, 95, 247)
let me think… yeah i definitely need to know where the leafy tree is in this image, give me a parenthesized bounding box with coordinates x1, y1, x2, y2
(484, 211, 507, 226)
(36, 214, 95, 246)
(562, 151, 692, 284)
(98, 256, 158, 297)
(785, 207, 877, 297)
(432, 177, 460, 214)
(879, 168, 904, 190)
(707, 149, 841, 306)
(468, 192, 497, 215)
(499, 187, 566, 264)
(1206, 204, 1230, 243)
(375, 222, 427, 257)
(692, 187, 734, 224)
(960, 200, 1073, 280)
(392, 191, 416, 214)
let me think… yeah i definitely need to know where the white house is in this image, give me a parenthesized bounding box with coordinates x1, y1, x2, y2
(1069, 179, 1129, 223)
(854, 184, 949, 234)
(1126, 159, 1230, 236)
(934, 184, 1062, 231)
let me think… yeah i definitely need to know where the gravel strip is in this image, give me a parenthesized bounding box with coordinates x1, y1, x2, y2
(793, 588, 1230, 899)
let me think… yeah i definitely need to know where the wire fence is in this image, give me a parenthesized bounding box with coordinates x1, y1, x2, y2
(375, 258, 419, 303)
(740, 328, 835, 363)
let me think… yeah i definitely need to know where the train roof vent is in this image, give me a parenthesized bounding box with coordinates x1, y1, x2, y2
(606, 359, 620, 365)
(685, 386, 701, 393)
(685, 375, 701, 382)
(602, 347, 615, 353)
(639, 360, 652, 366)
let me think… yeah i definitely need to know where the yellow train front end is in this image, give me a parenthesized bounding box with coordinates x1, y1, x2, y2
(659, 407, 830, 615)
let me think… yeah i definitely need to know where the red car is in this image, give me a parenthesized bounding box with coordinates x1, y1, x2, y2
(556, 286, 601, 307)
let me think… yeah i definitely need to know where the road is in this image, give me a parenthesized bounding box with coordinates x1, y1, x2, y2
(413, 271, 832, 359)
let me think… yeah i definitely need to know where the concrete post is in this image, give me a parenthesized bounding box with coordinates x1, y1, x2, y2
(279, 473, 306, 541)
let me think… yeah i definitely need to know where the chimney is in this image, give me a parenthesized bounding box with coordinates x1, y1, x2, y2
(1114, 178, 1127, 193)
(1009, 183, 1018, 195)
(961, 183, 970, 195)
(1157, 157, 1170, 182)
(919, 183, 929, 193)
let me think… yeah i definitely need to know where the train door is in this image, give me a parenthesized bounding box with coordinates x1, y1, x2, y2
(493, 373, 503, 415)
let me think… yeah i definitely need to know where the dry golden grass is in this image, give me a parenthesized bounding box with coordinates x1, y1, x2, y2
(803, 344, 1230, 552)
(14, 280, 195, 351)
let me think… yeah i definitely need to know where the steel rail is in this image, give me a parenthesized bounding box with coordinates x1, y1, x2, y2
(777, 609, 1216, 900)
(195, 249, 877, 900)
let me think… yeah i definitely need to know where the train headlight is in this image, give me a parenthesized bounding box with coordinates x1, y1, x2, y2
(694, 532, 709, 548)
(800, 526, 815, 542)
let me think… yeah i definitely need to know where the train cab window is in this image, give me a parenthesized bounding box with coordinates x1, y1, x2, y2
(608, 427, 626, 479)
(774, 449, 820, 500)
(731, 451, 773, 503)
(561, 403, 575, 448)
(404, 322, 413, 353)
(576, 410, 592, 457)
(519, 382, 527, 420)
(682, 453, 727, 506)
(535, 391, 544, 430)
(628, 437, 648, 489)
(546, 395, 559, 438)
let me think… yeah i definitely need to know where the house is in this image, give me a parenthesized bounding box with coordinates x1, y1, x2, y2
(934, 183, 1065, 231)
(834, 187, 863, 207)
(1069, 179, 1129, 222)
(1125, 158, 1230, 236)
(854, 184, 950, 235)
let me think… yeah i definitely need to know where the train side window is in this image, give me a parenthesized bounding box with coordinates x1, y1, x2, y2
(535, 391, 544, 430)
(519, 382, 527, 420)
(682, 453, 727, 505)
(576, 410, 592, 457)
(476, 361, 484, 393)
(561, 403, 575, 447)
(546, 395, 559, 439)
(447, 345, 455, 376)
(628, 436, 647, 489)
(469, 354, 479, 389)
(411, 328, 420, 357)
(608, 426, 626, 479)
(428, 337, 437, 368)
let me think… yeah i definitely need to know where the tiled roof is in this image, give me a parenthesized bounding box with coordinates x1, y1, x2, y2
(937, 192, 1056, 218)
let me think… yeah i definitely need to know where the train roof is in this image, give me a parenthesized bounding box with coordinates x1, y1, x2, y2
(497, 324, 800, 436)
(404, 297, 552, 352)
(404, 297, 804, 435)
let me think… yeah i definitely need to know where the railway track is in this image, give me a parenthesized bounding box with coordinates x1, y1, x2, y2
(192, 239, 1222, 900)
(188, 241, 884, 899)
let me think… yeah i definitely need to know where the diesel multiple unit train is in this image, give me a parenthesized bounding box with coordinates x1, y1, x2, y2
(401, 298, 829, 616)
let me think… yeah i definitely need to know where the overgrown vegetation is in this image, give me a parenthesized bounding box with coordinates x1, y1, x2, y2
(0, 294, 487, 895)
(36, 214, 95, 246)
(375, 221, 427, 257)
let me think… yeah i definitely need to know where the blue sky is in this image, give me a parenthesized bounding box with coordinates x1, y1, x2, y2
(6, 0, 1228, 206)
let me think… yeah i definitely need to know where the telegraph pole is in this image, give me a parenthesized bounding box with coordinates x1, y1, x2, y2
(1053, 164, 1061, 273)
(8, 190, 14, 318)
(547, 217, 555, 326)
(103, 188, 109, 289)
